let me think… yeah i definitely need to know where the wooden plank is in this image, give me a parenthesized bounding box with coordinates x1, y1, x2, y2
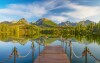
(34, 46, 70, 63)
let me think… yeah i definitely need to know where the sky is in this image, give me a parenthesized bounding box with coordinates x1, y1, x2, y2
(0, 0, 100, 23)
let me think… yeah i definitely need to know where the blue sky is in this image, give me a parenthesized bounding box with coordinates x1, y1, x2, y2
(0, 0, 100, 23)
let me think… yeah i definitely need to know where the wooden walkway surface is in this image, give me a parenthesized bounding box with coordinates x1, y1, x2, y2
(34, 46, 70, 63)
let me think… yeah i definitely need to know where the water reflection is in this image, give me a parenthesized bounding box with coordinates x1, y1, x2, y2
(0, 39, 44, 63)
(0, 34, 100, 63)
(59, 36, 100, 63)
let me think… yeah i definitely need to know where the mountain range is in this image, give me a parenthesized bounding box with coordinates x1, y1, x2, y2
(59, 21, 76, 26)
(35, 18, 57, 27)
(59, 20, 94, 26)
(0, 18, 95, 27)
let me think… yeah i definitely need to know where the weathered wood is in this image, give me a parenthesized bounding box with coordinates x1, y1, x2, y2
(34, 46, 70, 63)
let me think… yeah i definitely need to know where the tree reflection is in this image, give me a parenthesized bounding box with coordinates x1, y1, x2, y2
(0, 33, 100, 45)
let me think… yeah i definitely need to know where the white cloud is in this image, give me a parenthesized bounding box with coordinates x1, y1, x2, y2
(48, 15, 68, 23)
(0, 0, 100, 23)
(0, 0, 68, 22)
(62, 3, 100, 20)
(44, 0, 69, 10)
(85, 15, 100, 22)
(0, 15, 15, 22)
(0, 4, 47, 19)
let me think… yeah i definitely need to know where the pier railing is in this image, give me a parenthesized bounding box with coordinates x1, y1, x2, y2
(0, 38, 46, 63)
(0, 47, 32, 63)
(0, 41, 35, 63)
(59, 37, 100, 63)
(0, 37, 100, 63)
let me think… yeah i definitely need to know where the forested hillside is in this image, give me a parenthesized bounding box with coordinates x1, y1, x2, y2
(0, 18, 100, 36)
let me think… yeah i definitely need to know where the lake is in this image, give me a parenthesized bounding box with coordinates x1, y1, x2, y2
(0, 35, 100, 63)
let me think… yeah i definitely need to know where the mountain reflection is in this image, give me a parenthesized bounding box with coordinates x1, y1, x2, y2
(0, 33, 100, 45)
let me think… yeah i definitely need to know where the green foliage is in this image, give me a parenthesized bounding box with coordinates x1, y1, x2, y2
(0, 18, 100, 38)
(0, 18, 100, 45)
(42, 20, 57, 27)
(0, 18, 41, 36)
(0, 24, 9, 32)
(36, 18, 57, 27)
(17, 18, 29, 25)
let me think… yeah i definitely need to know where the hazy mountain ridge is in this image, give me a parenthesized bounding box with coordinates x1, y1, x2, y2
(78, 20, 94, 26)
(59, 20, 94, 26)
(0, 21, 12, 24)
(0, 18, 96, 26)
(59, 21, 77, 26)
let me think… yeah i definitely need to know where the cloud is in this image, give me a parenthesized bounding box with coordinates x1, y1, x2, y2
(44, 0, 69, 10)
(48, 15, 68, 23)
(0, 15, 15, 22)
(62, 3, 100, 20)
(0, 4, 47, 19)
(0, 0, 68, 22)
(0, 0, 100, 23)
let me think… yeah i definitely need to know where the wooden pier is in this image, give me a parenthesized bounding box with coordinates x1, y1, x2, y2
(34, 46, 70, 63)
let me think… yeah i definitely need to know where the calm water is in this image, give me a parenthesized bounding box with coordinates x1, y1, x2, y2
(0, 36, 100, 63)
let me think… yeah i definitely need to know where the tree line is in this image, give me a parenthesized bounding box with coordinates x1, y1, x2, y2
(0, 21, 100, 36)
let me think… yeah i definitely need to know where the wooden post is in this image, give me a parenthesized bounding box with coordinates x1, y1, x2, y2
(39, 40, 40, 56)
(43, 37, 46, 47)
(13, 47, 17, 63)
(69, 41, 72, 63)
(63, 39, 64, 47)
(65, 41, 67, 53)
(38, 39, 41, 63)
(43, 40, 45, 47)
(61, 38, 63, 47)
(32, 41, 34, 63)
(85, 47, 88, 63)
